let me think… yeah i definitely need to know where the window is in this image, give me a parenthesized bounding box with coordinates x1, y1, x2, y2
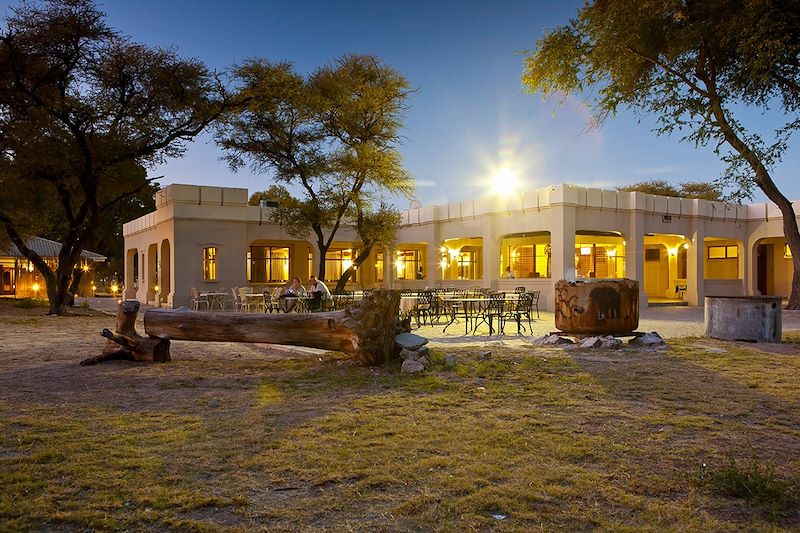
(574, 244, 625, 278)
(457, 248, 481, 280)
(248, 246, 289, 283)
(645, 248, 661, 262)
(324, 248, 359, 283)
(509, 244, 551, 278)
(395, 249, 422, 280)
(707, 245, 738, 259)
(203, 247, 217, 281)
(375, 250, 384, 283)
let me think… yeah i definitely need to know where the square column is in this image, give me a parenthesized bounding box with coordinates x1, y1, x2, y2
(550, 204, 576, 280)
(627, 211, 646, 307)
(686, 219, 705, 306)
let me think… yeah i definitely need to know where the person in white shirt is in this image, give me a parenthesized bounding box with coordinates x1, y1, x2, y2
(505, 266, 516, 279)
(308, 275, 332, 300)
(279, 277, 306, 312)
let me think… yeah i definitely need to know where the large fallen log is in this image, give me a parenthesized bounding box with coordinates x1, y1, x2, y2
(84, 289, 401, 366)
(80, 300, 170, 365)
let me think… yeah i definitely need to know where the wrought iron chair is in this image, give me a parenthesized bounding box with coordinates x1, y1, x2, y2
(529, 290, 541, 319)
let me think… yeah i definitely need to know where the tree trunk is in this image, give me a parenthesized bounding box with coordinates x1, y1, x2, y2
(67, 269, 84, 306)
(86, 289, 402, 366)
(81, 300, 170, 365)
(335, 245, 373, 293)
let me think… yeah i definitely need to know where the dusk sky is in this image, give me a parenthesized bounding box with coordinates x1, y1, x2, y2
(6, 0, 800, 205)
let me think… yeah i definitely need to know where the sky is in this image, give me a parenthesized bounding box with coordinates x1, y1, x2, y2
(5, 0, 800, 206)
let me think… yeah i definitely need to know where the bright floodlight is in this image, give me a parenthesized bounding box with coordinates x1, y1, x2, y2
(491, 167, 518, 195)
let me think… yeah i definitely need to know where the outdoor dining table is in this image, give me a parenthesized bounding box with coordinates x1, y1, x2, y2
(441, 293, 521, 335)
(200, 292, 227, 311)
(243, 292, 265, 313)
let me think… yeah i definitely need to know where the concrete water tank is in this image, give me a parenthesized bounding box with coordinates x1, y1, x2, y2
(705, 296, 782, 343)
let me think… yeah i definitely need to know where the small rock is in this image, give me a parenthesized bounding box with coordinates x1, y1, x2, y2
(399, 348, 419, 361)
(208, 398, 221, 408)
(444, 353, 458, 367)
(532, 334, 574, 346)
(416, 346, 430, 359)
(401, 359, 425, 374)
(418, 355, 433, 368)
(475, 377, 488, 387)
(395, 332, 429, 351)
(478, 350, 492, 361)
(579, 336, 602, 349)
(629, 332, 667, 347)
(600, 336, 623, 349)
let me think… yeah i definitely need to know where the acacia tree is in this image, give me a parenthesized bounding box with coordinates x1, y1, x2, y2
(522, 0, 800, 307)
(216, 54, 412, 281)
(618, 179, 722, 200)
(0, 0, 229, 315)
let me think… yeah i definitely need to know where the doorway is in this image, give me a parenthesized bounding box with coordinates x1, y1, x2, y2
(1, 267, 14, 295)
(757, 243, 773, 295)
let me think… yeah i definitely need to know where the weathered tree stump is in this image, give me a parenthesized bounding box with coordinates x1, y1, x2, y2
(86, 289, 401, 366)
(80, 300, 171, 365)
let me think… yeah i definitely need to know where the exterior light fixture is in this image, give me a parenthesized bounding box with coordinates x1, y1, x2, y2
(683, 243, 689, 249)
(110, 283, 119, 294)
(154, 284, 160, 293)
(32, 283, 40, 294)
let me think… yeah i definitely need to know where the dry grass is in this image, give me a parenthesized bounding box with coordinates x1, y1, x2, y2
(0, 300, 798, 532)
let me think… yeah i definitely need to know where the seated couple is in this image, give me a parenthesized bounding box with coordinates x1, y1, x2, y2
(278, 275, 331, 312)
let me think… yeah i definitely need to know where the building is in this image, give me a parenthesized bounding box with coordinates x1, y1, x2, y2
(122, 183, 797, 310)
(0, 237, 106, 298)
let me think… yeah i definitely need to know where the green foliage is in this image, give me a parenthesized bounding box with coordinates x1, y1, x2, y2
(0, 0, 228, 314)
(618, 179, 723, 200)
(217, 54, 413, 279)
(522, 0, 800, 307)
(699, 457, 797, 520)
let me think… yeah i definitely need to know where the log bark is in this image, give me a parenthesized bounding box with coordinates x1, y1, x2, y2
(88, 289, 401, 366)
(81, 300, 170, 365)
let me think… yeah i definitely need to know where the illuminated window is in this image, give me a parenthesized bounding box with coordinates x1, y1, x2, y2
(707, 245, 738, 259)
(395, 249, 422, 280)
(375, 250, 384, 283)
(574, 239, 626, 278)
(325, 248, 359, 283)
(457, 248, 481, 280)
(203, 247, 217, 281)
(248, 246, 289, 283)
(508, 244, 551, 278)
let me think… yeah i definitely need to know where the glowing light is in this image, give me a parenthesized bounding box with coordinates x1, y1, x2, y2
(683, 243, 689, 249)
(32, 283, 40, 293)
(607, 248, 616, 257)
(491, 167, 519, 196)
(580, 247, 592, 256)
(110, 283, 119, 293)
(439, 245, 447, 253)
(668, 248, 678, 256)
(81, 263, 90, 272)
(27, 262, 34, 273)
(395, 259, 404, 271)
(342, 260, 353, 271)
(448, 248, 459, 259)
(154, 285, 160, 293)
(440, 258, 448, 269)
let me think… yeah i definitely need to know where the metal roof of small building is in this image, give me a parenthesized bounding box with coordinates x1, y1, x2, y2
(1, 237, 106, 262)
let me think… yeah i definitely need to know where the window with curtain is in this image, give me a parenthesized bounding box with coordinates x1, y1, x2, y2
(203, 247, 217, 281)
(247, 246, 289, 283)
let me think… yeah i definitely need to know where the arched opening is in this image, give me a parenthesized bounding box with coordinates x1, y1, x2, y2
(643, 233, 688, 302)
(499, 232, 551, 279)
(754, 237, 792, 297)
(160, 239, 171, 305)
(146, 243, 158, 302)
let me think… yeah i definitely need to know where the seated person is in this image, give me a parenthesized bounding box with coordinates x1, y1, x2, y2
(307, 275, 332, 310)
(279, 277, 306, 312)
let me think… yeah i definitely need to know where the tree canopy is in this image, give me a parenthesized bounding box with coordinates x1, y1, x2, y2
(618, 179, 723, 201)
(522, 0, 800, 307)
(216, 54, 413, 282)
(0, 0, 229, 314)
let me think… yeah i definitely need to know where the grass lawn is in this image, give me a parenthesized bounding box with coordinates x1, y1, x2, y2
(0, 299, 798, 531)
